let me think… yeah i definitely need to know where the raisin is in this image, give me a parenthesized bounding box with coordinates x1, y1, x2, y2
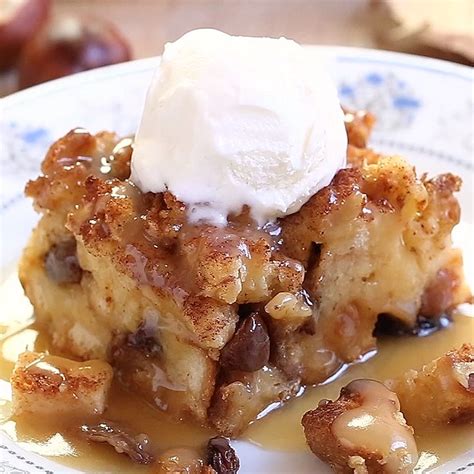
(220, 313, 270, 372)
(126, 320, 161, 356)
(206, 437, 239, 474)
(374, 313, 451, 338)
(307, 242, 322, 272)
(44, 240, 82, 284)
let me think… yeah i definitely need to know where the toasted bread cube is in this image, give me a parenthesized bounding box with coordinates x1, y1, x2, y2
(343, 108, 376, 149)
(209, 366, 300, 436)
(302, 380, 418, 474)
(386, 344, 474, 427)
(11, 351, 113, 417)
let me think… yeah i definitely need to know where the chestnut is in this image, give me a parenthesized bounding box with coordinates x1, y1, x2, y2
(18, 15, 131, 88)
(0, 0, 51, 71)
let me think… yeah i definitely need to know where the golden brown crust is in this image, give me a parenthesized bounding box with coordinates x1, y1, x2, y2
(387, 344, 474, 427)
(11, 351, 113, 417)
(12, 354, 109, 395)
(26, 130, 131, 216)
(302, 393, 384, 474)
(344, 108, 376, 149)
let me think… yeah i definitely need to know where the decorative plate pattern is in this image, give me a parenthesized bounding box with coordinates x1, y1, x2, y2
(0, 47, 472, 473)
(339, 71, 421, 130)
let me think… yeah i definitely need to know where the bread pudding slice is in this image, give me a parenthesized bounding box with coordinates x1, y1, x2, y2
(19, 111, 470, 436)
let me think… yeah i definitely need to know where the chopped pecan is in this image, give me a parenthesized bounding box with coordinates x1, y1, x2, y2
(81, 422, 154, 464)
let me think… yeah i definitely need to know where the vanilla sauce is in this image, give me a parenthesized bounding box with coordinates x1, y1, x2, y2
(0, 270, 472, 473)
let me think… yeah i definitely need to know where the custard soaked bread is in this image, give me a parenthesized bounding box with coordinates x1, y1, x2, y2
(19, 111, 470, 436)
(386, 343, 474, 427)
(302, 379, 419, 473)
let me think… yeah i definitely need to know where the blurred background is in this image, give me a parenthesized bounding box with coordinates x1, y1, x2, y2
(1, 0, 472, 96)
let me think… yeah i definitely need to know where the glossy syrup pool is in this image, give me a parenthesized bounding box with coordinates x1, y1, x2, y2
(0, 270, 473, 473)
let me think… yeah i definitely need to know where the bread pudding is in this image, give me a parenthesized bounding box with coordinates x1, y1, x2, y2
(11, 29, 473, 474)
(18, 107, 470, 437)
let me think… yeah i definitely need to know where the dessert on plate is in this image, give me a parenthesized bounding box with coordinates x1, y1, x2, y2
(13, 29, 472, 472)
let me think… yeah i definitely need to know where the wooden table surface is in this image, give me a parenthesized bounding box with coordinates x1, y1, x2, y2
(1, 0, 471, 97)
(53, 0, 377, 59)
(51, 0, 472, 60)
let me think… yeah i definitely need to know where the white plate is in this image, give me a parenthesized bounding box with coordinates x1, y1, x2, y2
(0, 47, 473, 473)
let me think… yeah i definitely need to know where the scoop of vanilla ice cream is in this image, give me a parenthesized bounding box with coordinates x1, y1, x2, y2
(131, 29, 347, 225)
